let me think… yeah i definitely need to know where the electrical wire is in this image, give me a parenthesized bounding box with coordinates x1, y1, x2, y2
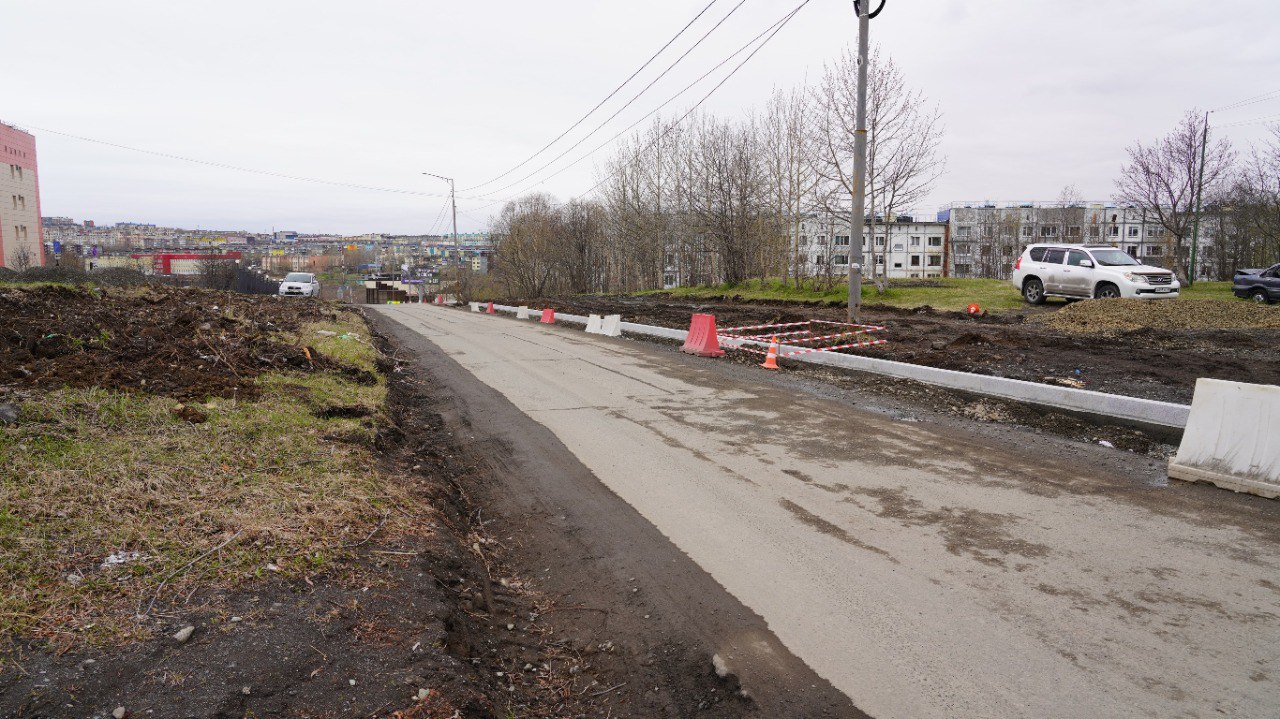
(427, 195, 452, 234)
(460, 0, 751, 194)
(471, 0, 807, 204)
(1212, 89, 1280, 114)
(13, 122, 499, 201)
(1216, 112, 1280, 129)
(460, 0, 721, 192)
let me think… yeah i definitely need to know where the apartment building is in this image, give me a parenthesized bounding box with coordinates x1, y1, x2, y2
(0, 122, 44, 269)
(798, 214, 949, 280)
(942, 202, 1196, 279)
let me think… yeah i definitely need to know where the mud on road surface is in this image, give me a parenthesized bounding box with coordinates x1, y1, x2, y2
(530, 294, 1280, 405)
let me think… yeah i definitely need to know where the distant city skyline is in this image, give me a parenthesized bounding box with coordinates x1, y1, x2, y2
(7, 0, 1279, 235)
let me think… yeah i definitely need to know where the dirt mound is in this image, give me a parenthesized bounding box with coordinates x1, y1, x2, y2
(0, 284, 369, 401)
(12, 266, 92, 284)
(1037, 298, 1280, 333)
(90, 267, 152, 286)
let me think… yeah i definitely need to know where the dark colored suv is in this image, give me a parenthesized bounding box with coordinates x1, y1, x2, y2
(1232, 263, 1280, 304)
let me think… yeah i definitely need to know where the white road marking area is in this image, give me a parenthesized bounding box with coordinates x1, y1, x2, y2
(376, 304, 1280, 719)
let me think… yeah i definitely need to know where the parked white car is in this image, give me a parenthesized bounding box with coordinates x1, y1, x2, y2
(278, 272, 320, 298)
(1010, 244, 1179, 304)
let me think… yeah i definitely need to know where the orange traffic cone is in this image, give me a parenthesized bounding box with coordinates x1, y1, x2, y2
(760, 336, 780, 370)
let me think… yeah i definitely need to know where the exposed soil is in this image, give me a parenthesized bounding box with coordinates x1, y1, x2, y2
(0, 285, 374, 401)
(526, 294, 1280, 404)
(0, 291, 769, 718)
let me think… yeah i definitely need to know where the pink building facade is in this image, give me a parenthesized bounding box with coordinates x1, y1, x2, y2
(0, 122, 45, 269)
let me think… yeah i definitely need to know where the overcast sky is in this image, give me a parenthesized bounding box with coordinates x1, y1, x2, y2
(6, 0, 1278, 235)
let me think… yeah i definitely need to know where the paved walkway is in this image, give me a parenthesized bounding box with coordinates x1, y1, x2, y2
(376, 303, 1280, 719)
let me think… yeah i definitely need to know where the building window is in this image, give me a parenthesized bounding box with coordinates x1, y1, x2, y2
(817, 235, 826, 243)
(1109, 226, 1120, 237)
(893, 262, 903, 269)
(1022, 226, 1034, 237)
(928, 256, 942, 267)
(1088, 226, 1101, 238)
(910, 236, 921, 246)
(1066, 226, 1081, 238)
(1145, 245, 1163, 256)
(1147, 226, 1165, 237)
(1128, 226, 1140, 237)
(955, 263, 971, 275)
(833, 255, 848, 265)
(957, 225, 971, 237)
(928, 236, 942, 247)
(910, 256, 921, 267)
(955, 243, 971, 255)
(874, 254, 884, 265)
(1040, 225, 1058, 237)
(892, 243, 904, 252)
(835, 235, 849, 246)
(875, 236, 885, 247)
(814, 255, 824, 265)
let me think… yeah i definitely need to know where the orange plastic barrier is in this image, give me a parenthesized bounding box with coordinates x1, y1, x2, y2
(680, 313, 725, 358)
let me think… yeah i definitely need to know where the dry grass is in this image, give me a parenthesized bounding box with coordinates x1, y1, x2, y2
(1035, 298, 1280, 334)
(0, 313, 414, 646)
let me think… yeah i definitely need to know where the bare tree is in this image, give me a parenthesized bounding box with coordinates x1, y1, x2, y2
(489, 193, 564, 298)
(1115, 110, 1235, 280)
(760, 87, 819, 286)
(813, 46, 945, 283)
(1226, 125, 1280, 270)
(8, 244, 35, 272)
(196, 256, 238, 290)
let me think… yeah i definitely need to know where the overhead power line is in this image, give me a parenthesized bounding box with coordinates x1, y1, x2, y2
(573, 0, 811, 202)
(491, 0, 813, 205)
(1217, 112, 1280, 129)
(1212, 89, 1280, 114)
(461, 0, 722, 192)
(17, 123, 493, 201)
(460, 0, 749, 193)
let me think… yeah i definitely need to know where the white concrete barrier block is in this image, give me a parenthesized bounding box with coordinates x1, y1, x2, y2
(469, 302, 481, 313)
(1168, 378, 1280, 499)
(601, 314, 622, 337)
(516, 306, 531, 320)
(585, 314, 603, 334)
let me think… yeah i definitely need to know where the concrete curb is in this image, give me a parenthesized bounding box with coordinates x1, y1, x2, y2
(489, 304, 1191, 433)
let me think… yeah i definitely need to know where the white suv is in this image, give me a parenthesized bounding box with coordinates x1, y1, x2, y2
(278, 272, 320, 298)
(1010, 245, 1179, 304)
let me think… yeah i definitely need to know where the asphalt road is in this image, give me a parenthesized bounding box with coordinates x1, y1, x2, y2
(374, 303, 1280, 719)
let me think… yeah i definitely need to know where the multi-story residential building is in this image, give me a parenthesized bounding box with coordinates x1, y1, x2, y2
(1, 122, 44, 269)
(797, 213, 950, 280)
(941, 202, 1211, 280)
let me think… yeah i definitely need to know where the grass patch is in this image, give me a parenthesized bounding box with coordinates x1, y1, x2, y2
(645, 278, 1029, 312)
(0, 311, 409, 647)
(1176, 281, 1235, 301)
(640, 278, 1243, 312)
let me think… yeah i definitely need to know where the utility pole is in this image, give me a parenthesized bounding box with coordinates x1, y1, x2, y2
(424, 172, 458, 300)
(1188, 111, 1210, 287)
(847, 0, 874, 322)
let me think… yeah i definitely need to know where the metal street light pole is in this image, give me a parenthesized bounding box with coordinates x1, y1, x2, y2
(423, 172, 458, 300)
(1188, 111, 1210, 287)
(847, 0, 872, 322)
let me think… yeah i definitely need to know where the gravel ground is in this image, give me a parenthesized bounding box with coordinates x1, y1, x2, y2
(1036, 297, 1280, 333)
